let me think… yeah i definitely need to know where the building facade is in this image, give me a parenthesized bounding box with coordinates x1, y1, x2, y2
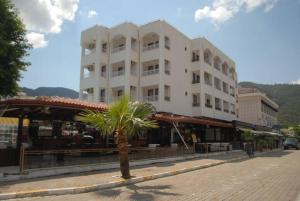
(238, 87, 278, 128)
(79, 20, 238, 122)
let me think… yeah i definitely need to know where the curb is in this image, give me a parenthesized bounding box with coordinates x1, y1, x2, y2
(0, 150, 242, 183)
(0, 149, 282, 200)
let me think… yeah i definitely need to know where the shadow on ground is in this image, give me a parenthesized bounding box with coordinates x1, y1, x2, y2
(95, 184, 179, 201)
(0, 151, 248, 190)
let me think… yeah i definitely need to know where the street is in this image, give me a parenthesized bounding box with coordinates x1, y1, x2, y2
(10, 150, 300, 201)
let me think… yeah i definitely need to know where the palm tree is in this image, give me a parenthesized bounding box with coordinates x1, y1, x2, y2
(76, 95, 157, 179)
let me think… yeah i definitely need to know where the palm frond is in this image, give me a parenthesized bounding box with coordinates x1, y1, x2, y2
(75, 95, 157, 137)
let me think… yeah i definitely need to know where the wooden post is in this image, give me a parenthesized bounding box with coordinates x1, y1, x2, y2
(19, 145, 25, 174)
(16, 115, 24, 164)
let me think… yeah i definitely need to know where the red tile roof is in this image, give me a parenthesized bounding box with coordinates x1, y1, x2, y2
(0, 96, 108, 111)
(153, 113, 233, 128)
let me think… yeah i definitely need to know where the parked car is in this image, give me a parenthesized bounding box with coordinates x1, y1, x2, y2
(283, 138, 299, 150)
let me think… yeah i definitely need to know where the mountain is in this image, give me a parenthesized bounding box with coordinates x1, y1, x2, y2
(21, 87, 79, 99)
(239, 82, 300, 127)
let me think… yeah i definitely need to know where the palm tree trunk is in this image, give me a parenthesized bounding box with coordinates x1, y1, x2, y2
(116, 128, 130, 179)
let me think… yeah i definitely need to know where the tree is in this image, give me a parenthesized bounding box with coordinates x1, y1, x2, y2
(0, 0, 31, 99)
(76, 96, 158, 179)
(242, 129, 254, 142)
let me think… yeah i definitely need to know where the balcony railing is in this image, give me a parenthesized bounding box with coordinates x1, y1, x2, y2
(205, 103, 213, 108)
(192, 80, 200, 84)
(193, 102, 200, 107)
(111, 70, 125, 77)
(192, 57, 199, 62)
(143, 95, 158, 102)
(205, 80, 212, 86)
(231, 111, 236, 115)
(224, 109, 229, 113)
(83, 72, 94, 79)
(164, 96, 170, 101)
(142, 68, 159, 76)
(143, 43, 159, 51)
(101, 72, 106, 78)
(100, 96, 106, 102)
(215, 107, 222, 111)
(111, 46, 125, 53)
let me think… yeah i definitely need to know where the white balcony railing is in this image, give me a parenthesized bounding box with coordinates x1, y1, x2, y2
(111, 46, 125, 53)
(142, 68, 159, 76)
(143, 43, 159, 51)
(83, 72, 94, 79)
(111, 70, 125, 77)
(143, 95, 158, 102)
(101, 72, 106, 78)
(100, 96, 106, 102)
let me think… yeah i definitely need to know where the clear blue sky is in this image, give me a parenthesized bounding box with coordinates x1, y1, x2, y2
(17, 0, 300, 91)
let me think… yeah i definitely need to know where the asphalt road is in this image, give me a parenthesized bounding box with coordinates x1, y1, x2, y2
(10, 150, 300, 201)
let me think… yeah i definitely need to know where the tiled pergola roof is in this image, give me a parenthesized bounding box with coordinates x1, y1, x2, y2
(153, 113, 233, 128)
(0, 96, 108, 111)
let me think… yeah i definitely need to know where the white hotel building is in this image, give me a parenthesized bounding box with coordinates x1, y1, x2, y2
(79, 20, 238, 122)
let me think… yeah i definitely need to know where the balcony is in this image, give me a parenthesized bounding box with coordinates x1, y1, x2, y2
(143, 42, 159, 51)
(205, 103, 213, 108)
(193, 102, 200, 107)
(142, 68, 159, 76)
(100, 96, 106, 102)
(111, 46, 125, 54)
(231, 111, 236, 115)
(224, 109, 229, 113)
(111, 70, 125, 77)
(143, 95, 158, 102)
(83, 72, 94, 79)
(192, 80, 200, 84)
(215, 107, 222, 111)
(164, 96, 170, 101)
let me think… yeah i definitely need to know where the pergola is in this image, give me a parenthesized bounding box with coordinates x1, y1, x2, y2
(0, 96, 107, 166)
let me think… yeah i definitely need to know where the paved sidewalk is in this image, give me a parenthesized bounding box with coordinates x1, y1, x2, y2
(0, 151, 245, 195)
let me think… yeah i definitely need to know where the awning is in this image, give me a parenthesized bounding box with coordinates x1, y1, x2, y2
(238, 128, 283, 137)
(153, 113, 233, 128)
(0, 96, 108, 121)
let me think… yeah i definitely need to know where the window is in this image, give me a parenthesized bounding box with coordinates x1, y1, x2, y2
(223, 101, 229, 113)
(100, 89, 105, 102)
(214, 77, 221, 90)
(164, 85, 171, 101)
(192, 50, 200, 62)
(222, 62, 229, 75)
(205, 93, 213, 108)
(131, 38, 137, 51)
(101, 65, 106, 77)
(102, 42, 107, 53)
(204, 72, 212, 86)
(230, 86, 235, 97)
(204, 49, 212, 65)
(117, 89, 123, 97)
(164, 36, 170, 50)
(230, 103, 236, 114)
(193, 93, 200, 107)
(223, 82, 229, 94)
(192, 71, 200, 84)
(214, 56, 221, 70)
(130, 86, 137, 100)
(165, 60, 170, 75)
(131, 61, 137, 76)
(215, 97, 222, 111)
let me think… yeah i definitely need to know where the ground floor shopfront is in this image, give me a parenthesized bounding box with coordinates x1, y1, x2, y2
(0, 97, 241, 172)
